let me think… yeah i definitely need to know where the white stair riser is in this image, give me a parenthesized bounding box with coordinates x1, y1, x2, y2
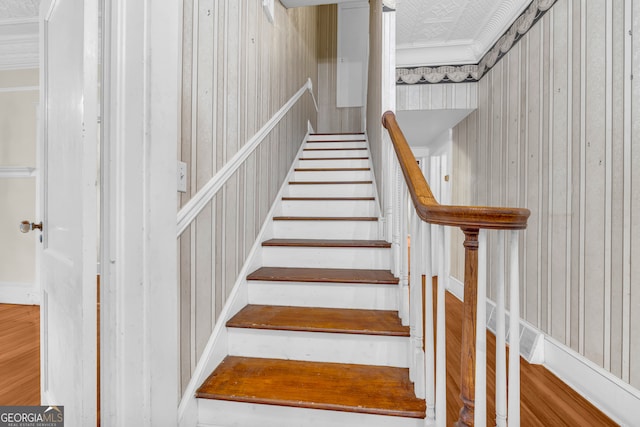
(247, 281, 398, 310)
(301, 149, 368, 158)
(262, 246, 390, 269)
(285, 184, 373, 197)
(228, 329, 409, 367)
(292, 170, 372, 181)
(307, 134, 365, 141)
(272, 220, 377, 239)
(198, 399, 425, 427)
(305, 141, 366, 149)
(279, 199, 376, 217)
(297, 159, 369, 168)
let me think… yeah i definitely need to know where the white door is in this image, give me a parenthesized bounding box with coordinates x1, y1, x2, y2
(39, 0, 98, 425)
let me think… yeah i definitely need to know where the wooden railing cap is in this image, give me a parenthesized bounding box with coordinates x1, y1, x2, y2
(382, 110, 530, 230)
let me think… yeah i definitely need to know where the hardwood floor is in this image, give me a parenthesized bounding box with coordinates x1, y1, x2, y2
(441, 289, 616, 426)
(0, 290, 617, 425)
(0, 304, 40, 405)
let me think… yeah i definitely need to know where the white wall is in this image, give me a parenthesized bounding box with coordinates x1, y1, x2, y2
(0, 68, 39, 304)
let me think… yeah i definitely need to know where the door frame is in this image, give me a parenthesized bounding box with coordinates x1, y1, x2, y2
(99, 0, 180, 425)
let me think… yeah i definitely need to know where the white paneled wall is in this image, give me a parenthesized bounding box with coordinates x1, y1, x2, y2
(178, 0, 318, 393)
(452, 0, 640, 389)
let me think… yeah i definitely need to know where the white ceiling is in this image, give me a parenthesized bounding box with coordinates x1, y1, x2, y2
(395, 0, 530, 66)
(0, 0, 40, 70)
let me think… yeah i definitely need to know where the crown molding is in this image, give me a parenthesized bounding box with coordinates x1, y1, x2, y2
(397, 0, 531, 67)
(397, 0, 556, 84)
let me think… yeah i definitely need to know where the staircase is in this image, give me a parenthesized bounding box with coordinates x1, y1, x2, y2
(195, 133, 426, 427)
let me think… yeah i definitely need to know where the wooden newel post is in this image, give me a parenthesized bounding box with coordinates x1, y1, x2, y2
(455, 228, 479, 427)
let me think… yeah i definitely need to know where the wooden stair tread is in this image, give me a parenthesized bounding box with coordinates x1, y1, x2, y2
(306, 140, 366, 143)
(247, 267, 399, 284)
(299, 157, 369, 160)
(262, 238, 391, 248)
(273, 216, 377, 221)
(282, 196, 375, 201)
(310, 132, 365, 135)
(294, 167, 370, 171)
(196, 356, 425, 418)
(288, 180, 372, 185)
(304, 147, 367, 151)
(227, 305, 409, 336)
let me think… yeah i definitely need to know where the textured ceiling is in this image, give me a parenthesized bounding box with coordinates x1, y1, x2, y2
(396, 0, 531, 66)
(0, 0, 40, 22)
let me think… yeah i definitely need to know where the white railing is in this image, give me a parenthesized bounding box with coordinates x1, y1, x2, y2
(177, 78, 317, 237)
(382, 111, 529, 427)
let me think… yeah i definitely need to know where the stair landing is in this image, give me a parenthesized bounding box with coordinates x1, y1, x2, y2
(196, 356, 426, 418)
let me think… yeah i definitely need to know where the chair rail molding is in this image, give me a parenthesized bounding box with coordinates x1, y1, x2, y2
(176, 78, 317, 236)
(0, 166, 35, 178)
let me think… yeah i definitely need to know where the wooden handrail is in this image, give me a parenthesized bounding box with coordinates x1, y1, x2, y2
(381, 111, 530, 230)
(382, 110, 530, 427)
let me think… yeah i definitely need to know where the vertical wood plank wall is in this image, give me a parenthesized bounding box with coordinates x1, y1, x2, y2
(452, 0, 640, 388)
(366, 0, 383, 206)
(178, 0, 318, 393)
(317, 5, 363, 133)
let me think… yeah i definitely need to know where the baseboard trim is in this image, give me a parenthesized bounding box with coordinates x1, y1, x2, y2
(0, 282, 40, 305)
(543, 336, 640, 426)
(447, 275, 640, 425)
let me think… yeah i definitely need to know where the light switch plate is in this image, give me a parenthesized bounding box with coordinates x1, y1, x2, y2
(178, 161, 187, 193)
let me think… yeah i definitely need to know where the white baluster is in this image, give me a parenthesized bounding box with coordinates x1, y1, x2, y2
(411, 216, 425, 398)
(400, 187, 410, 324)
(422, 220, 435, 423)
(495, 230, 507, 427)
(475, 229, 487, 427)
(409, 209, 418, 384)
(392, 161, 401, 278)
(385, 141, 394, 244)
(508, 230, 521, 426)
(435, 225, 447, 427)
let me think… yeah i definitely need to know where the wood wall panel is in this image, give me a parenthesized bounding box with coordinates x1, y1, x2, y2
(178, 0, 318, 394)
(452, 0, 639, 388)
(366, 0, 383, 209)
(630, 0, 640, 388)
(317, 5, 363, 133)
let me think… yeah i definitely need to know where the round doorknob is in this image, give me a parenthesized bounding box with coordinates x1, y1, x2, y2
(20, 221, 43, 233)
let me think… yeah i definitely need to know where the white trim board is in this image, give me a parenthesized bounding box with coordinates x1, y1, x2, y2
(0, 281, 40, 305)
(543, 336, 640, 426)
(0, 167, 36, 178)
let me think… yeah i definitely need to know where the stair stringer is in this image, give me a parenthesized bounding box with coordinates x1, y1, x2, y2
(362, 130, 386, 239)
(177, 133, 311, 427)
